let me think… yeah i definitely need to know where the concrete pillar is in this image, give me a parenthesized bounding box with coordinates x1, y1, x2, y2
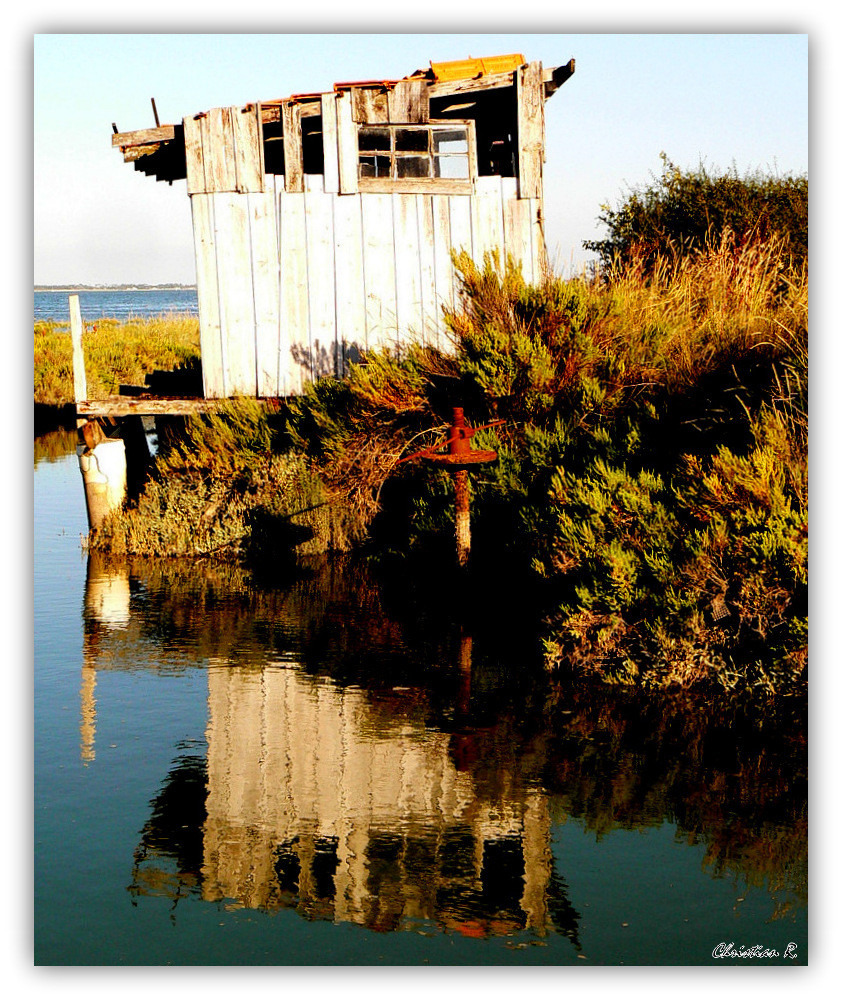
(78, 438, 127, 531)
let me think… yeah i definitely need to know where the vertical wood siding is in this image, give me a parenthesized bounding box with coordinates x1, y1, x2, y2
(193, 178, 543, 397)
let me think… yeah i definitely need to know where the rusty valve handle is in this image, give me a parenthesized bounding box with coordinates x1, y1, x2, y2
(396, 411, 506, 465)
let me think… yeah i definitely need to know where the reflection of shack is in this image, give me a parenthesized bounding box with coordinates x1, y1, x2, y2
(111, 54, 575, 397)
(198, 665, 578, 939)
(82, 554, 579, 941)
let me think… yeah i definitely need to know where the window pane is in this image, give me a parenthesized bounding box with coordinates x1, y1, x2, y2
(434, 155, 469, 179)
(395, 155, 431, 178)
(433, 128, 468, 155)
(358, 127, 390, 152)
(394, 128, 428, 152)
(359, 155, 391, 178)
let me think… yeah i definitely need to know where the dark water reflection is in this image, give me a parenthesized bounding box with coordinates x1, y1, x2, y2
(78, 550, 806, 957)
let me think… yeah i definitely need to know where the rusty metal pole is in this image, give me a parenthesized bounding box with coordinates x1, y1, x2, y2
(415, 407, 498, 569)
(454, 468, 470, 567)
(451, 408, 471, 567)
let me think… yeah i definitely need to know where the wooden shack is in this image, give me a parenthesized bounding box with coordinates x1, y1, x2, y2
(112, 54, 575, 399)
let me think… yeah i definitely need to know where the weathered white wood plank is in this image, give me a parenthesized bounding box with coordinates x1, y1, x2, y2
(517, 61, 545, 200)
(473, 175, 505, 269)
(282, 102, 304, 193)
(249, 191, 281, 396)
(387, 79, 429, 123)
(190, 194, 226, 397)
(335, 90, 359, 195)
(448, 193, 473, 282)
(279, 188, 310, 393)
(360, 193, 397, 351)
(332, 192, 366, 374)
(272, 174, 284, 392)
(501, 176, 533, 282)
(351, 87, 389, 124)
(304, 175, 338, 379)
(213, 192, 257, 394)
(231, 105, 265, 193)
(432, 194, 455, 344)
(321, 94, 340, 195)
(392, 194, 423, 350)
(416, 194, 438, 345)
(183, 115, 207, 195)
(528, 197, 548, 280)
(206, 107, 236, 193)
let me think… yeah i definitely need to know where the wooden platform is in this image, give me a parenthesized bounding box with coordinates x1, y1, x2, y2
(76, 396, 218, 418)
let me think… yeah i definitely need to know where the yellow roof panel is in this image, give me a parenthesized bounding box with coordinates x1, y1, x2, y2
(430, 54, 525, 82)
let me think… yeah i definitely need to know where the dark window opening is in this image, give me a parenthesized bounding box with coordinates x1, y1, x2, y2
(302, 115, 324, 175)
(262, 120, 286, 175)
(430, 88, 517, 178)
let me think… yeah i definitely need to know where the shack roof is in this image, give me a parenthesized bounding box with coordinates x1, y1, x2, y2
(111, 54, 574, 184)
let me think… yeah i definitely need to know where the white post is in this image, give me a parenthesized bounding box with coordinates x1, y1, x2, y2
(69, 294, 87, 411)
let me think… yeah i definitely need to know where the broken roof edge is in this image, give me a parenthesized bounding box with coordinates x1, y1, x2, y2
(111, 56, 575, 152)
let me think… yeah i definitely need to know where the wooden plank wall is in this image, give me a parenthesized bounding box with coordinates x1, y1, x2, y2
(192, 176, 543, 397)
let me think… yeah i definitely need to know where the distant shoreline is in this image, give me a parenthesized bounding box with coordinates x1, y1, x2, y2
(35, 284, 197, 292)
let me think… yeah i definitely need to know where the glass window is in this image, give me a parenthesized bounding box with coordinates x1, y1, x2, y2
(358, 127, 391, 152)
(359, 155, 391, 178)
(395, 155, 431, 178)
(358, 123, 471, 184)
(432, 130, 468, 155)
(434, 154, 469, 179)
(394, 128, 429, 153)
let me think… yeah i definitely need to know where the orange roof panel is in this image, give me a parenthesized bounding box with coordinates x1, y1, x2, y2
(430, 54, 525, 82)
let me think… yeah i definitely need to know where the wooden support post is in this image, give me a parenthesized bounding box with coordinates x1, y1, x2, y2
(70, 293, 128, 530)
(120, 415, 152, 502)
(516, 61, 545, 201)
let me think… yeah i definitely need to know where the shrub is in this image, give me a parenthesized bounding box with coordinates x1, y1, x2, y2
(584, 154, 807, 276)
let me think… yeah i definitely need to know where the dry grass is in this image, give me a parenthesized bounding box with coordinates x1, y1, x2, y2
(34, 313, 201, 406)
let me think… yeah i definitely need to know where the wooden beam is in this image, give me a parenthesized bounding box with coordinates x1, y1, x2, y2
(335, 90, 359, 194)
(351, 86, 389, 124)
(321, 93, 340, 193)
(123, 143, 163, 163)
(387, 79, 429, 123)
(282, 102, 304, 193)
(112, 125, 176, 148)
(76, 396, 221, 418)
(428, 69, 516, 99)
(358, 177, 472, 196)
(543, 59, 576, 98)
(183, 114, 207, 194)
(517, 61, 545, 200)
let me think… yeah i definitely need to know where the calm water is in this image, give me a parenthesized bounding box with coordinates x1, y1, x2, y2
(34, 288, 198, 322)
(33, 443, 807, 966)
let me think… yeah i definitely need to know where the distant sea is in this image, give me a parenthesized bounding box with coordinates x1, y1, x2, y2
(34, 287, 198, 322)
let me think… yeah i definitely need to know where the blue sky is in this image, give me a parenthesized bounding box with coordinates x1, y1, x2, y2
(32, 30, 808, 285)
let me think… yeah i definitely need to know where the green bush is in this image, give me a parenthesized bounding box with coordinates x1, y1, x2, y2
(86, 232, 807, 695)
(584, 154, 807, 276)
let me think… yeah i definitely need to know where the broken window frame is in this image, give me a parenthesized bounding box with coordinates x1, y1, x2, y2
(356, 120, 477, 193)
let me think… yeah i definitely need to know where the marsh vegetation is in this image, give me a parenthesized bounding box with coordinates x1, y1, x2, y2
(59, 163, 808, 696)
